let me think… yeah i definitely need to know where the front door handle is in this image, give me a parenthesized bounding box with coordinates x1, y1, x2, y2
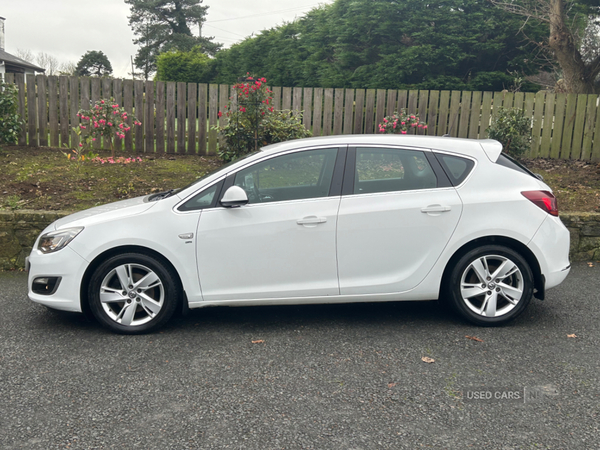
(297, 216, 327, 226)
(421, 205, 451, 214)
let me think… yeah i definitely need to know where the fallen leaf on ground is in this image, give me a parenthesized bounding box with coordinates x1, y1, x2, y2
(567, 334, 577, 338)
(465, 335, 484, 342)
(421, 356, 435, 363)
(251, 340, 265, 344)
(388, 382, 397, 388)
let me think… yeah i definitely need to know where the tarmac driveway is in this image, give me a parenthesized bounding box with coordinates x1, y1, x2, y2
(0, 263, 598, 449)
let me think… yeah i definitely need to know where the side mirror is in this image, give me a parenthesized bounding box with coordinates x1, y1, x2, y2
(220, 185, 249, 208)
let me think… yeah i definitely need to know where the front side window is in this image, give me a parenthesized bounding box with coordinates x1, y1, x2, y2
(354, 148, 437, 194)
(233, 148, 338, 204)
(178, 182, 221, 211)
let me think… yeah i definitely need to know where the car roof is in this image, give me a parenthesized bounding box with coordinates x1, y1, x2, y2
(260, 134, 503, 162)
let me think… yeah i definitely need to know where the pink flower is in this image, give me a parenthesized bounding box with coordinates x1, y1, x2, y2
(401, 130, 407, 134)
(423, 125, 428, 129)
(101, 100, 105, 104)
(79, 143, 83, 147)
(80, 125, 86, 129)
(107, 122, 112, 127)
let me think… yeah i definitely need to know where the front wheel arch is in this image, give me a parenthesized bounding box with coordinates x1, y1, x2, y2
(80, 245, 185, 321)
(440, 236, 543, 304)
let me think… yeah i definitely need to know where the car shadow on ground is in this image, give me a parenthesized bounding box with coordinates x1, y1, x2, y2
(30, 297, 558, 335)
(30, 299, 456, 334)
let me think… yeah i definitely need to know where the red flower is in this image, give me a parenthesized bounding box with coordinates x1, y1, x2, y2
(218, 111, 223, 118)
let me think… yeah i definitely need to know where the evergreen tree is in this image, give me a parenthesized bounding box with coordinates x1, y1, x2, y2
(75, 51, 113, 77)
(125, 0, 221, 79)
(210, 0, 548, 91)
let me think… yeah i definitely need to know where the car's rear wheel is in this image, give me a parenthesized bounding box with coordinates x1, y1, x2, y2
(88, 253, 179, 334)
(448, 245, 534, 326)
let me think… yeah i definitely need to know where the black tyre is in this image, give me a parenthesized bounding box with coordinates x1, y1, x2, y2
(447, 245, 534, 326)
(88, 253, 180, 334)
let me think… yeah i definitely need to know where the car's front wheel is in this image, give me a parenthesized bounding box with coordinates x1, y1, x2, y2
(88, 253, 180, 334)
(448, 245, 534, 326)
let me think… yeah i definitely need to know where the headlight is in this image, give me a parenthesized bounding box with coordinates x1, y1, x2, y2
(38, 227, 84, 254)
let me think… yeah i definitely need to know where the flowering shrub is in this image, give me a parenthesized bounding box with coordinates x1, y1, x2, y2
(378, 109, 427, 134)
(77, 98, 141, 158)
(92, 156, 143, 164)
(216, 75, 310, 162)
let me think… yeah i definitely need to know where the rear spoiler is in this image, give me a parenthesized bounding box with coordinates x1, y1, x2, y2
(480, 140, 503, 163)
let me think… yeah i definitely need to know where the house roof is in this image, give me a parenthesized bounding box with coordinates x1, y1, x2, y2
(0, 48, 45, 72)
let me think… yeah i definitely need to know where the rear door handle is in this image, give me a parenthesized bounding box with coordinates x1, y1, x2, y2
(297, 216, 327, 225)
(421, 205, 451, 213)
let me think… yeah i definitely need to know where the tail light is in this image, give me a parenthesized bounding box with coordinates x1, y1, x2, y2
(521, 190, 558, 216)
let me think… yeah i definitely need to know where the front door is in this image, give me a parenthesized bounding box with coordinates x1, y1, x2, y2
(196, 147, 342, 301)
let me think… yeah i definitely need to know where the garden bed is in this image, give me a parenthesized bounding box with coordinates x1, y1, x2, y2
(0, 145, 599, 213)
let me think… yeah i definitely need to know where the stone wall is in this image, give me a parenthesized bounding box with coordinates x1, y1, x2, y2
(561, 212, 600, 262)
(1, 210, 599, 270)
(0, 211, 70, 270)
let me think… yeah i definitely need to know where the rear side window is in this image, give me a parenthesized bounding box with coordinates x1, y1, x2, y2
(435, 153, 475, 185)
(354, 148, 437, 194)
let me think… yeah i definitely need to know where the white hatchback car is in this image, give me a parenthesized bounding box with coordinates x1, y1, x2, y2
(27, 135, 570, 334)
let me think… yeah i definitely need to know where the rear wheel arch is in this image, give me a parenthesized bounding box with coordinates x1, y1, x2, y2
(80, 245, 185, 320)
(440, 236, 543, 301)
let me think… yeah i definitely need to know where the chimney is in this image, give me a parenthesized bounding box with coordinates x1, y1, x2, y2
(0, 17, 5, 51)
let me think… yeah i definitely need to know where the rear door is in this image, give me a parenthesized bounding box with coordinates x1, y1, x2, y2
(336, 146, 463, 295)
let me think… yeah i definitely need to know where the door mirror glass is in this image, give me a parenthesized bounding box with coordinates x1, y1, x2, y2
(220, 185, 249, 208)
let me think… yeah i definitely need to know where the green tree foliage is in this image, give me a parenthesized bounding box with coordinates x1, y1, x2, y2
(75, 51, 113, 77)
(487, 107, 532, 156)
(125, 0, 221, 79)
(156, 46, 212, 83)
(210, 0, 548, 91)
(0, 80, 23, 146)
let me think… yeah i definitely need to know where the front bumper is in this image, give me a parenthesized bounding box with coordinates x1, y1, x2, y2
(27, 247, 89, 312)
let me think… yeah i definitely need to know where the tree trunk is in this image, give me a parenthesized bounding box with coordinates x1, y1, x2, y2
(548, 0, 597, 94)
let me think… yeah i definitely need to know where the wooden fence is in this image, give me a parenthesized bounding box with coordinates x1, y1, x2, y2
(4, 73, 600, 160)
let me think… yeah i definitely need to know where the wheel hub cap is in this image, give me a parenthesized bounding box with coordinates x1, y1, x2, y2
(99, 263, 165, 327)
(460, 254, 524, 318)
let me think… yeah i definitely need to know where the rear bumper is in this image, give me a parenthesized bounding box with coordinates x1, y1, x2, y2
(528, 215, 571, 292)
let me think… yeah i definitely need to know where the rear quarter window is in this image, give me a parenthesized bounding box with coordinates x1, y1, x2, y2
(496, 153, 539, 179)
(435, 153, 475, 185)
